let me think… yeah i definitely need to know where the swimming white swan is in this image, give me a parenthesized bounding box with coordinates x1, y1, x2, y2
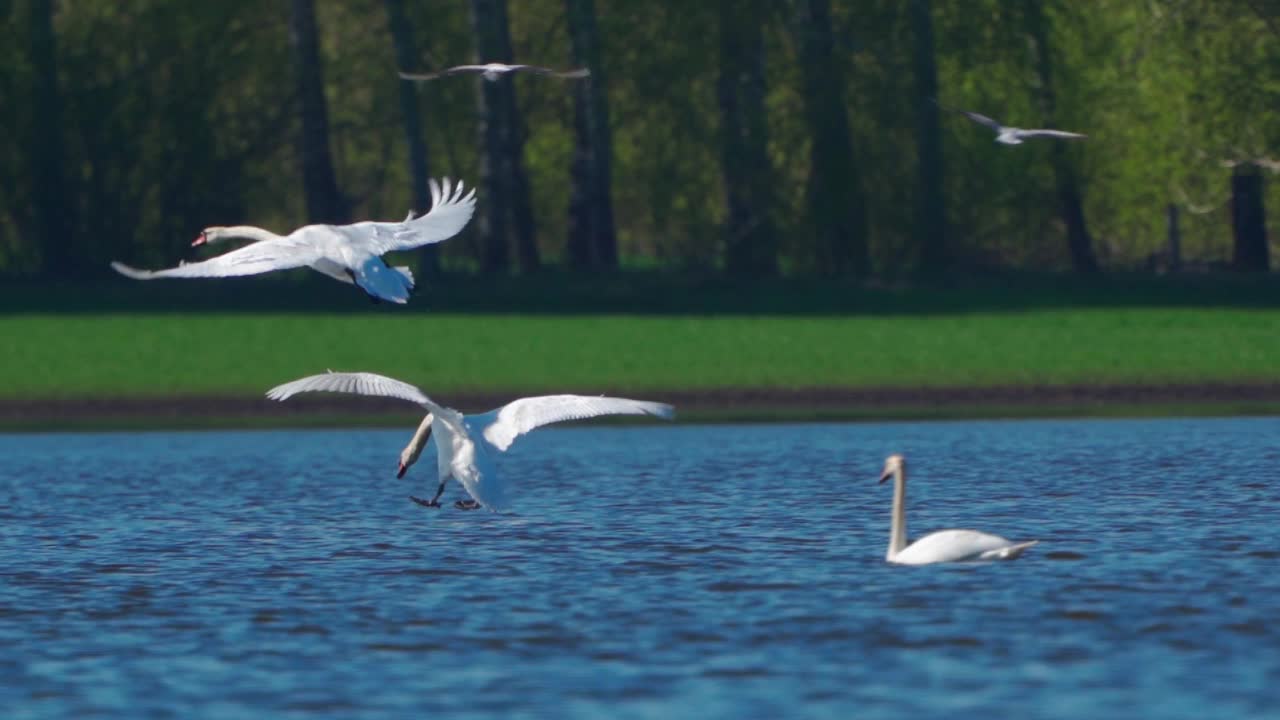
(398, 63, 589, 82)
(879, 454, 1038, 564)
(110, 178, 476, 304)
(935, 100, 1086, 145)
(266, 371, 675, 512)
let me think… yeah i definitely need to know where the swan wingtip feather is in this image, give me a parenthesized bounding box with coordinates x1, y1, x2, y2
(110, 261, 152, 279)
(644, 402, 676, 420)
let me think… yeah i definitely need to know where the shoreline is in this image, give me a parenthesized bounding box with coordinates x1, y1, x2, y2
(3, 382, 1279, 431)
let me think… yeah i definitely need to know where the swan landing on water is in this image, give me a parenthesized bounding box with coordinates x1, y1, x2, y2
(879, 454, 1038, 565)
(111, 178, 476, 304)
(266, 371, 675, 512)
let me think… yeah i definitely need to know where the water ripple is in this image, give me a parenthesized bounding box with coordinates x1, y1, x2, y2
(0, 417, 1278, 718)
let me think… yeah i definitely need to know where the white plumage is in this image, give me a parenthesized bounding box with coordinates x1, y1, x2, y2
(879, 454, 1038, 565)
(398, 63, 589, 82)
(266, 371, 675, 512)
(111, 178, 476, 304)
(267, 372, 432, 406)
(478, 394, 673, 452)
(935, 101, 1087, 145)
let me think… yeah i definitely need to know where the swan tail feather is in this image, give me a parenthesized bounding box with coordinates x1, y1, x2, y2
(352, 257, 412, 304)
(985, 540, 1039, 560)
(392, 265, 416, 290)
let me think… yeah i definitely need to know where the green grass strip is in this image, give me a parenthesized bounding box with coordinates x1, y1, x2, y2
(2, 308, 1276, 398)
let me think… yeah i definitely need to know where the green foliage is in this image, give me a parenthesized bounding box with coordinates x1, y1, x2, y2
(2, 0, 1277, 277)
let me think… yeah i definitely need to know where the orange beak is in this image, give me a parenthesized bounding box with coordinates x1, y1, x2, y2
(191, 232, 207, 247)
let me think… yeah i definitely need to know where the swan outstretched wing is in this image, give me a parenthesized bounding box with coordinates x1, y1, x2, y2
(349, 177, 476, 255)
(476, 395, 675, 452)
(265, 371, 435, 408)
(933, 100, 1003, 130)
(1018, 129, 1087, 140)
(519, 65, 590, 79)
(398, 65, 490, 81)
(958, 110, 1003, 130)
(111, 237, 321, 279)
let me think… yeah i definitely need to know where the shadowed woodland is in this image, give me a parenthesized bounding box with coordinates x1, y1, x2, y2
(2, 0, 1278, 282)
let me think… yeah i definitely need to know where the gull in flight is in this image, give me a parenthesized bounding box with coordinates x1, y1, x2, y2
(398, 63, 590, 82)
(878, 454, 1039, 565)
(111, 178, 476, 304)
(266, 372, 675, 512)
(935, 100, 1086, 145)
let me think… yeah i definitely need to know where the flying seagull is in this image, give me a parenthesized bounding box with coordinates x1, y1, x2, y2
(111, 179, 476, 304)
(934, 100, 1086, 145)
(398, 63, 590, 82)
(265, 371, 675, 512)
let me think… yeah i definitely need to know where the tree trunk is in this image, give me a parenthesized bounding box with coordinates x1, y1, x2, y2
(910, 0, 947, 273)
(384, 0, 437, 275)
(469, 0, 538, 274)
(470, 0, 510, 273)
(289, 0, 347, 225)
(717, 0, 777, 277)
(1056, 171, 1099, 272)
(1230, 165, 1270, 271)
(1166, 203, 1181, 271)
(469, 0, 509, 273)
(1025, 0, 1098, 273)
(505, 115, 540, 273)
(566, 0, 618, 269)
(492, 0, 539, 273)
(29, 0, 74, 277)
(566, 87, 594, 269)
(789, 0, 868, 277)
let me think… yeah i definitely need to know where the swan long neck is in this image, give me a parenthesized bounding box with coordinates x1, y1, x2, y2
(888, 466, 908, 560)
(404, 413, 435, 468)
(214, 226, 282, 244)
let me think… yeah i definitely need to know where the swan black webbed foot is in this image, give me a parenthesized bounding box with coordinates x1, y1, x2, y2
(454, 499, 481, 511)
(409, 482, 446, 509)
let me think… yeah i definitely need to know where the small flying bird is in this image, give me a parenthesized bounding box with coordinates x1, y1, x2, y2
(398, 62, 590, 82)
(935, 100, 1086, 145)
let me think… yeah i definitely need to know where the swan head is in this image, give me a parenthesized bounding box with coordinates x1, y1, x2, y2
(192, 226, 226, 247)
(879, 454, 905, 483)
(397, 441, 420, 478)
(397, 415, 434, 478)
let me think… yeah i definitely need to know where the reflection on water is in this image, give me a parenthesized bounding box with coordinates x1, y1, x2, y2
(1, 417, 1278, 718)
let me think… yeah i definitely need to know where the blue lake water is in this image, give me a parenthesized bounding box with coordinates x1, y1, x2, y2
(1, 417, 1278, 719)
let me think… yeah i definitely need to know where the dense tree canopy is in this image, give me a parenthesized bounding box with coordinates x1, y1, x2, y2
(1, 0, 1275, 279)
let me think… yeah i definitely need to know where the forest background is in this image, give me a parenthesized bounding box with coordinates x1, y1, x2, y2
(2, 0, 1278, 426)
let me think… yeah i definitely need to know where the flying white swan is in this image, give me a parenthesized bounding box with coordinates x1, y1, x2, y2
(935, 100, 1086, 145)
(398, 63, 589, 82)
(266, 371, 675, 512)
(878, 454, 1038, 565)
(110, 178, 476, 304)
